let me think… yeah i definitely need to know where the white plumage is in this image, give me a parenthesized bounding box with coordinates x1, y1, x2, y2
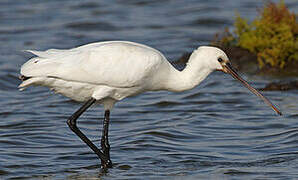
(18, 40, 281, 169)
(19, 41, 226, 110)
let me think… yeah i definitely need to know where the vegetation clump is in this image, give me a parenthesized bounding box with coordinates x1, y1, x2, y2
(214, 1, 298, 69)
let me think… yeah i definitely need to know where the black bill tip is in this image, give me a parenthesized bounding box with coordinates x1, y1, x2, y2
(222, 63, 282, 116)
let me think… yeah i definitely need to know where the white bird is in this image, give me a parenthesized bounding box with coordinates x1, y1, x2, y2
(18, 41, 281, 169)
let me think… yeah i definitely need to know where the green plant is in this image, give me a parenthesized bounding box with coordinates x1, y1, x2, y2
(217, 1, 298, 68)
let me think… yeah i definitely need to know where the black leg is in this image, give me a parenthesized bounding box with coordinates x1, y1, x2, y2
(101, 110, 112, 168)
(67, 98, 110, 166)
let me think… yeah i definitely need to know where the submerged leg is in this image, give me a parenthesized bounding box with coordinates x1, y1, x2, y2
(101, 110, 112, 168)
(66, 98, 110, 167)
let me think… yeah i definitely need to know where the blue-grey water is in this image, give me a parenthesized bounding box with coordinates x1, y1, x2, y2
(1, 0, 298, 179)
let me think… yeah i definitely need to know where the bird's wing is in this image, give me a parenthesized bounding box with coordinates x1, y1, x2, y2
(21, 42, 165, 88)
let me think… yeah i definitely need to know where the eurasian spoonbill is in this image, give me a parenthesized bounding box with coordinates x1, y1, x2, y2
(18, 41, 282, 169)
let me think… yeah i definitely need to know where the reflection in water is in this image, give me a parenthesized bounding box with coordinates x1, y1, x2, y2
(0, 0, 298, 179)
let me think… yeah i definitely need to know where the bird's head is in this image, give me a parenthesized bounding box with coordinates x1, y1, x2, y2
(192, 46, 282, 116)
(192, 46, 229, 71)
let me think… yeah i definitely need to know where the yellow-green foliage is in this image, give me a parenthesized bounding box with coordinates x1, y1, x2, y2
(225, 1, 298, 68)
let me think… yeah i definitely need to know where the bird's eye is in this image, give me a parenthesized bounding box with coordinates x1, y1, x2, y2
(218, 57, 223, 63)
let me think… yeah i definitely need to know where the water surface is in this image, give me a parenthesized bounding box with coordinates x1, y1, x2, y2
(0, 0, 298, 179)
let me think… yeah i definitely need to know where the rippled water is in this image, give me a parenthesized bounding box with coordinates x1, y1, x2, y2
(1, 0, 298, 179)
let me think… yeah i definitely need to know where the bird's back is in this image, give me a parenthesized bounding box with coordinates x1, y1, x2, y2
(20, 41, 169, 89)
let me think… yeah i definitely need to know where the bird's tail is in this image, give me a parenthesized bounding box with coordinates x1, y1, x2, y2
(18, 50, 63, 89)
(20, 50, 66, 76)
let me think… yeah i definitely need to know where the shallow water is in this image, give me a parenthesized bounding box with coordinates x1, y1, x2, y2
(1, 0, 298, 179)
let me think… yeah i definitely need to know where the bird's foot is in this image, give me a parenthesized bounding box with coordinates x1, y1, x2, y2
(101, 159, 113, 170)
(101, 141, 112, 169)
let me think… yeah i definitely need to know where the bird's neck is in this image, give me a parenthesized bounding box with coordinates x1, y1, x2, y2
(165, 57, 213, 92)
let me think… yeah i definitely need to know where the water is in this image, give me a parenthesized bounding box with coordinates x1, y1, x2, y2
(1, 0, 298, 179)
